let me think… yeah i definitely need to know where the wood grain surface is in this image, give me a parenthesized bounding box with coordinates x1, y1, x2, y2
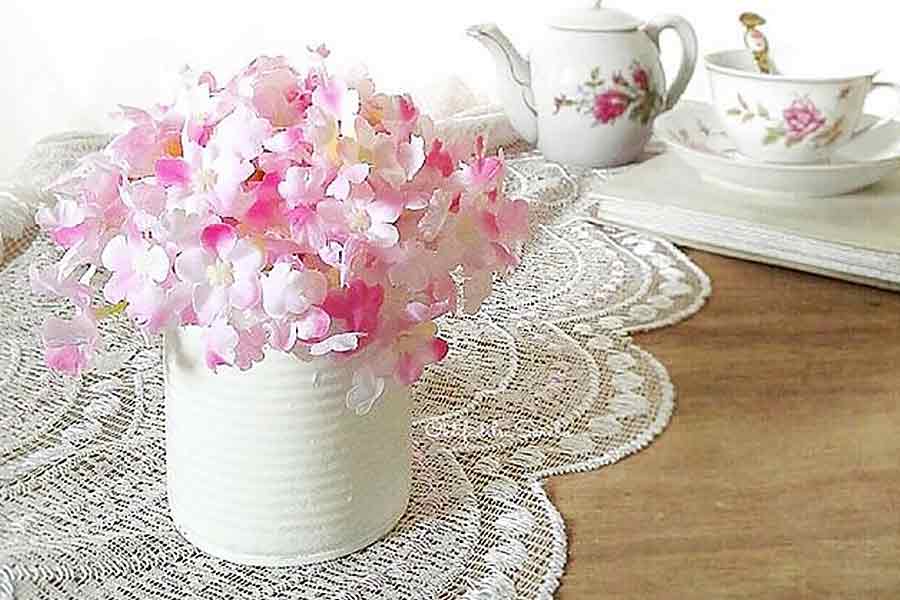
(550, 251, 900, 599)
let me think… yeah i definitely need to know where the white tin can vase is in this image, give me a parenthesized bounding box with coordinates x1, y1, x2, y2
(163, 326, 411, 566)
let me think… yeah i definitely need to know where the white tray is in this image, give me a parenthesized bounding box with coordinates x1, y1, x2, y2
(589, 150, 900, 291)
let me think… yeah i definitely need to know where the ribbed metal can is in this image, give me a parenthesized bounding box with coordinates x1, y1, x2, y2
(163, 327, 411, 566)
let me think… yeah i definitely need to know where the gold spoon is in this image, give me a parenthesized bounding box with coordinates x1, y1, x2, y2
(740, 12, 778, 75)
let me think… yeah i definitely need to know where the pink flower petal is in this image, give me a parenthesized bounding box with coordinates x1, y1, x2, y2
(478, 210, 501, 240)
(265, 126, 305, 154)
(197, 71, 218, 90)
(492, 242, 519, 268)
(146, 245, 171, 283)
(268, 319, 297, 352)
(235, 324, 267, 370)
(204, 319, 239, 371)
(287, 206, 327, 252)
(295, 306, 331, 341)
(366, 197, 402, 224)
(299, 269, 329, 306)
(45, 345, 90, 376)
(155, 158, 191, 187)
(244, 173, 284, 232)
(200, 223, 238, 258)
(51, 224, 90, 248)
(194, 285, 229, 325)
(174, 248, 211, 284)
(498, 198, 529, 239)
(398, 135, 425, 180)
(215, 104, 272, 161)
(212, 154, 256, 212)
(427, 337, 450, 362)
(318, 241, 343, 267)
(326, 173, 350, 201)
(349, 180, 374, 203)
(100, 235, 132, 274)
(126, 284, 165, 327)
(344, 163, 370, 185)
(397, 95, 418, 122)
(261, 263, 292, 319)
(42, 313, 98, 348)
(462, 270, 493, 314)
(261, 238, 304, 264)
(103, 271, 136, 304)
(394, 353, 422, 386)
(367, 222, 399, 248)
(36, 197, 85, 230)
(326, 163, 370, 201)
(426, 139, 455, 177)
(395, 338, 448, 385)
(41, 313, 98, 376)
(404, 302, 431, 323)
(228, 240, 264, 276)
(229, 276, 260, 310)
(29, 264, 93, 308)
(312, 77, 350, 119)
(315, 199, 345, 226)
(131, 283, 191, 334)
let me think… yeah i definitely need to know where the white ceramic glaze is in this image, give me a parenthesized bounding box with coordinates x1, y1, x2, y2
(706, 49, 900, 164)
(164, 326, 411, 566)
(467, 2, 697, 167)
(656, 101, 900, 198)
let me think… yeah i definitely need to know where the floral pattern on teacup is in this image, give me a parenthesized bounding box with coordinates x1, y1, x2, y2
(726, 93, 846, 148)
(666, 120, 738, 157)
(553, 61, 663, 126)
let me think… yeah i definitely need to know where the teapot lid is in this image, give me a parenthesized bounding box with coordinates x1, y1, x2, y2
(548, 2, 642, 32)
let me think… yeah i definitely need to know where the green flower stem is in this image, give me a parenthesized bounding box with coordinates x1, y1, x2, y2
(96, 300, 128, 320)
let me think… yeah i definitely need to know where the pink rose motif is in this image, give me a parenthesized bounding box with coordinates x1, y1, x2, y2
(783, 98, 827, 141)
(632, 66, 649, 91)
(593, 90, 631, 124)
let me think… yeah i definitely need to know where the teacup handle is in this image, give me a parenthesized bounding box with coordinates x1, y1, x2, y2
(852, 81, 900, 140)
(643, 15, 699, 111)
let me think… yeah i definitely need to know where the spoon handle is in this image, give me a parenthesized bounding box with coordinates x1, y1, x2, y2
(740, 12, 777, 75)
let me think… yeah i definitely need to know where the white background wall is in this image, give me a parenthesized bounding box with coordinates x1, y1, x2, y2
(2, 0, 898, 177)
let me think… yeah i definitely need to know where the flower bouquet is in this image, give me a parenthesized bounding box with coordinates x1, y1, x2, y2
(31, 50, 527, 564)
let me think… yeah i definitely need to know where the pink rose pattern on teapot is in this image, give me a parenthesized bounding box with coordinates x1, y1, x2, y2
(553, 61, 663, 126)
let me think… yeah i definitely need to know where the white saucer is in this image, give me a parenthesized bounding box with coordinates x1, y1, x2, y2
(655, 101, 900, 198)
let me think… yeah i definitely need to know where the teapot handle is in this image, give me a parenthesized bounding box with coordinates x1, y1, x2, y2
(643, 14, 698, 111)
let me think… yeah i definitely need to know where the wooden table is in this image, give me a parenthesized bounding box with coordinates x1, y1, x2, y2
(550, 251, 900, 599)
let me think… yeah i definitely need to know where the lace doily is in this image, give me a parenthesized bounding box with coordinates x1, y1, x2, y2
(0, 135, 710, 599)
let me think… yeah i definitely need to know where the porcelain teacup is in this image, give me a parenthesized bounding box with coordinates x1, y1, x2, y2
(705, 49, 900, 163)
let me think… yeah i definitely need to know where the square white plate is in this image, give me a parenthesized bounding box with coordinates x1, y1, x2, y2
(588, 148, 900, 291)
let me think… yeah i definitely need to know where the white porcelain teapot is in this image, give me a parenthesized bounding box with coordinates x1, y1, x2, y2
(468, 2, 697, 167)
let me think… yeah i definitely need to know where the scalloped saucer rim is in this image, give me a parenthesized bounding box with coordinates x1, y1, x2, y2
(655, 101, 900, 197)
(657, 101, 900, 169)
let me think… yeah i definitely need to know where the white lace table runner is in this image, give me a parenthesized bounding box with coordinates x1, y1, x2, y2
(0, 135, 710, 599)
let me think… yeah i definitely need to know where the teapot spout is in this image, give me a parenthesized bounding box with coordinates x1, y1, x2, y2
(466, 23, 538, 144)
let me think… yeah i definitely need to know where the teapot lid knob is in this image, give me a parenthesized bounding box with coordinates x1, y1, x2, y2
(548, 2, 642, 32)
